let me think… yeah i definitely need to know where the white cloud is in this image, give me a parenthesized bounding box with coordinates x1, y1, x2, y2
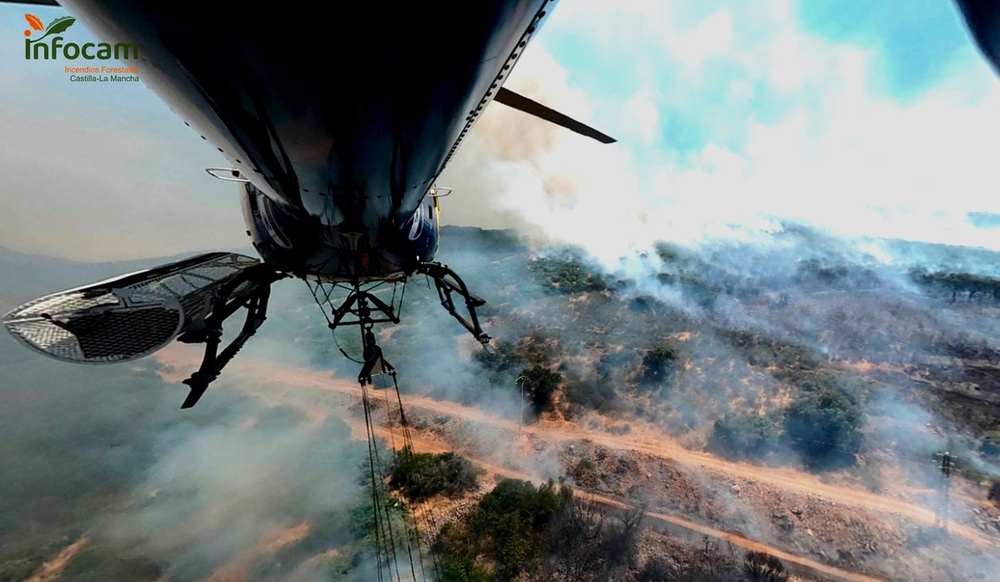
(440, 0, 1000, 257)
(674, 10, 734, 70)
(623, 93, 660, 146)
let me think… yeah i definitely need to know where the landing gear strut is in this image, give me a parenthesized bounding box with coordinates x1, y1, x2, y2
(178, 265, 288, 408)
(417, 261, 491, 348)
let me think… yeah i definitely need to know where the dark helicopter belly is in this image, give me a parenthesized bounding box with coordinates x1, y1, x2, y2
(61, 0, 550, 279)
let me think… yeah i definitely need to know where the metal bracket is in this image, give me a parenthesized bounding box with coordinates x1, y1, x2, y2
(358, 326, 395, 386)
(327, 288, 400, 329)
(205, 167, 250, 183)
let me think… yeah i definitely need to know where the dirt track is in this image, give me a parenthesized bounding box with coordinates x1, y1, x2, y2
(205, 523, 310, 582)
(157, 346, 996, 551)
(352, 419, 882, 582)
(23, 537, 89, 582)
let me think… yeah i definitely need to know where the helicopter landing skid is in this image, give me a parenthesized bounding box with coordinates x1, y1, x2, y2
(178, 266, 288, 408)
(416, 261, 492, 349)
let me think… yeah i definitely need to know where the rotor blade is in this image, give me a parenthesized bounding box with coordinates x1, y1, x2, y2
(493, 87, 616, 144)
(1, 1, 60, 5)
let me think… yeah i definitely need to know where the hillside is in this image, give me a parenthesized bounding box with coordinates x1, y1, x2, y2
(242, 226, 1000, 580)
(4, 226, 1000, 580)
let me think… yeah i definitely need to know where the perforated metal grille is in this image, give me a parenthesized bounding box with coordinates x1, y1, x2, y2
(3, 252, 260, 363)
(126, 254, 259, 313)
(71, 307, 181, 359)
(14, 291, 119, 317)
(4, 294, 184, 363)
(5, 319, 78, 360)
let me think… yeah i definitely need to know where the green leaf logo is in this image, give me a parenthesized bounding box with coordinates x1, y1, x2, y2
(35, 16, 76, 42)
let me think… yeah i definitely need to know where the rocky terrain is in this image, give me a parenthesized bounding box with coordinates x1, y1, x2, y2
(6, 226, 1000, 580)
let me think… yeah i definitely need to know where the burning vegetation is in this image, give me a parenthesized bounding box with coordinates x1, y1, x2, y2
(6, 225, 1000, 580)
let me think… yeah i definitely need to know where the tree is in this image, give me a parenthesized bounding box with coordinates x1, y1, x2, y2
(639, 345, 677, 389)
(784, 383, 864, 468)
(520, 365, 561, 416)
(710, 412, 778, 460)
(389, 451, 483, 502)
(460, 479, 565, 580)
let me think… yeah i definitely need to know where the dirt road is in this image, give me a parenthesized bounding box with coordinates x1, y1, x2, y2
(205, 523, 310, 582)
(23, 537, 89, 582)
(340, 416, 881, 582)
(155, 346, 997, 551)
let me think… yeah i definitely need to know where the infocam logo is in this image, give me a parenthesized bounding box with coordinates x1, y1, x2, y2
(23, 13, 137, 60)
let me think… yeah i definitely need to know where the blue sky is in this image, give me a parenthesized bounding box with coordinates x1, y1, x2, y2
(796, 0, 973, 97)
(2, 2, 1000, 262)
(539, 1, 983, 127)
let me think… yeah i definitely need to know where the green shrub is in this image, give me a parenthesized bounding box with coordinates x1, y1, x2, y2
(639, 345, 677, 389)
(389, 452, 483, 502)
(519, 365, 562, 416)
(564, 378, 617, 414)
(439, 558, 492, 582)
(710, 412, 778, 460)
(474, 333, 557, 393)
(980, 430, 1000, 457)
(435, 478, 647, 580)
(529, 257, 607, 294)
(784, 383, 864, 468)
(437, 479, 567, 581)
(727, 331, 819, 371)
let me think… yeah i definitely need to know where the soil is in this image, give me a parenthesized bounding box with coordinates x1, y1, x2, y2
(155, 346, 1000, 581)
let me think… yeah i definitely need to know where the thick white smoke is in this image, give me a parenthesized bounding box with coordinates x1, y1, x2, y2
(440, 0, 1000, 265)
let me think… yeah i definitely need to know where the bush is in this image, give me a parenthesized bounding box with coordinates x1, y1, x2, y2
(710, 412, 778, 460)
(436, 479, 645, 580)
(519, 365, 562, 416)
(980, 430, 1000, 457)
(438, 479, 567, 580)
(639, 345, 677, 389)
(744, 551, 789, 582)
(529, 257, 607, 294)
(564, 378, 617, 415)
(389, 452, 483, 502)
(474, 333, 558, 395)
(569, 457, 600, 489)
(637, 556, 673, 581)
(439, 558, 491, 582)
(784, 382, 864, 468)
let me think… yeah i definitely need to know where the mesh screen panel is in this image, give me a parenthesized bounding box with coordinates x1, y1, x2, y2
(3, 252, 259, 363)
